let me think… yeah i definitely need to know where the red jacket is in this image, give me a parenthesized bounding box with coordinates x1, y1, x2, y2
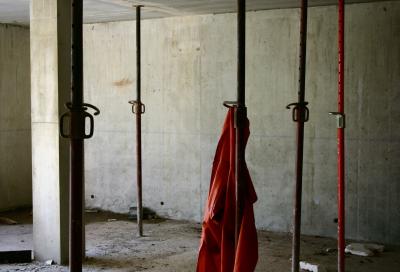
(197, 108, 258, 272)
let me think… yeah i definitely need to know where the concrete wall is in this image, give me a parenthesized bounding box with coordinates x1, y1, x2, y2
(84, 1, 400, 244)
(0, 24, 31, 211)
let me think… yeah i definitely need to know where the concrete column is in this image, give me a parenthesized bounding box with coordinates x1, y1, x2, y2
(30, 0, 70, 264)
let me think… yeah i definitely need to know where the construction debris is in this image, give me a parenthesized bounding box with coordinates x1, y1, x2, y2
(325, 248, 336, 253)
(300, 261, 327, 272)
(45, 259, 55, 265)
(128, 207, 158, 220)
(85, 209, 99, 213)
(345, 243, 385, 257)
(0, 217, 17, 225)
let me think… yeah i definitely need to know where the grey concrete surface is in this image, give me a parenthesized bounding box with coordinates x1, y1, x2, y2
(83, 1, 400, 245)
(0, 0, 397, 25)
(1, 210, 400, 271)
(0, 24, 31, 212)
(30, 0, 70, 264)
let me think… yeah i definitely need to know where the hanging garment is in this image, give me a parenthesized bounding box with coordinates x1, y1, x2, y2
(197, 107, 258, 272)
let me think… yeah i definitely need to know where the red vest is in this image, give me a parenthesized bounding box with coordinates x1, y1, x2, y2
(197, 108, 258, 272)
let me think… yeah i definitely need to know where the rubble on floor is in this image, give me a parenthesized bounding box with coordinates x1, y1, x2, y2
(300, 261, 327, 272)
(0, 217, 17, 225)
(345, 243, 385, 257)
(1, 210, 399, 272)
(128, 207, 158, 220)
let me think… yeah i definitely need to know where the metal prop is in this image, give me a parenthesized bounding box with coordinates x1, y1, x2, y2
(330, 1, 346, 271)
(60, 1, 100, 271)
(222, 0, 247, 250)
(128, 5, 145, 237)
(286, 0, 309, 271)
(234, 0, 247, 249)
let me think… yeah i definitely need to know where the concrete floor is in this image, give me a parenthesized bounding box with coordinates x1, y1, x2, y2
(0, 210, 399, 272)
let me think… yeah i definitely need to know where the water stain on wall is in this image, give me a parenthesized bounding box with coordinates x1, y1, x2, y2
(113, 78, 133, 87)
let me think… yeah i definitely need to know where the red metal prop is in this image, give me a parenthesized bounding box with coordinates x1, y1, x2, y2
(338, 0, 346, 271)
(197, 108, 258, 272)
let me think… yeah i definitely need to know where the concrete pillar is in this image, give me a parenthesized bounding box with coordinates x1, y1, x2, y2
(30, 0, 71, 264)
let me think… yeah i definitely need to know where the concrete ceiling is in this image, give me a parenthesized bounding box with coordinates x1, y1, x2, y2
(0, 0, 392, 26)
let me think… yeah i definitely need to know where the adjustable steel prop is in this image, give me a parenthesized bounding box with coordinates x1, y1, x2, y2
(223, 0, 247, 249)
(330, 1, 346, 271)
(235, 0, 247, 249)
(286, 0, 309, 271)
(129, 5, 146, 237)
(60, 1, 100, 271)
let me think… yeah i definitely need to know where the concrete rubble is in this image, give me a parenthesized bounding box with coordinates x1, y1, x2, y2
(300, 261, 327, 272)
(345, 243, 385, 257)
(45, 260, 55, 265)
(0, 217, 17, 225)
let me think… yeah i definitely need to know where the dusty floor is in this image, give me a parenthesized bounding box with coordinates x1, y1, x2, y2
(0, 209, 399, 272)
